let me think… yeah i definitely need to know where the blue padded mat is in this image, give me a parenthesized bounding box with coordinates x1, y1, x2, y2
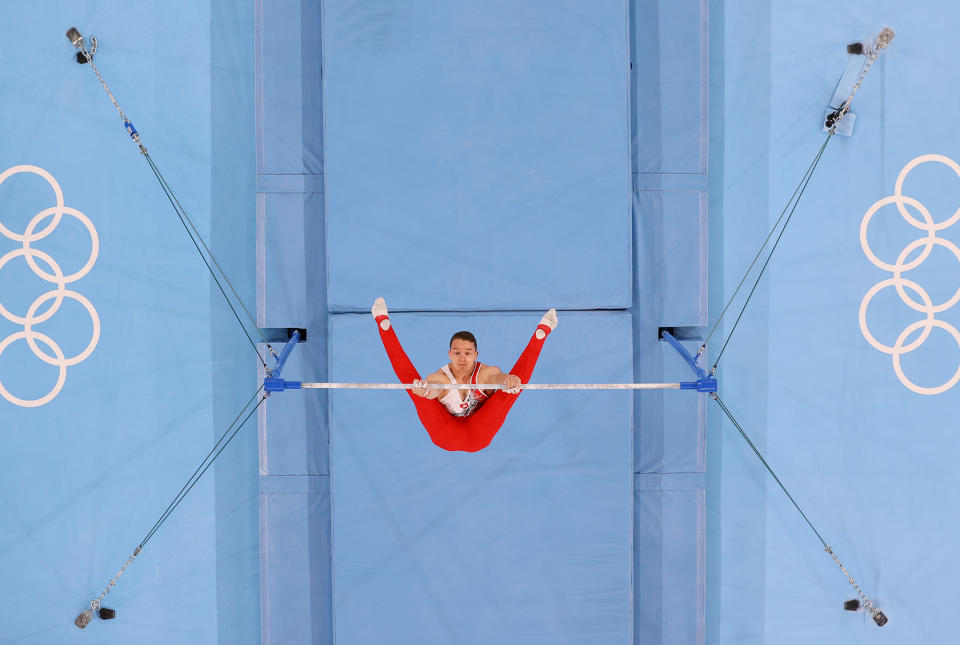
(321, 0, 631, 311)
(328, 311, 632, 645)
(632, 0, 707, 176)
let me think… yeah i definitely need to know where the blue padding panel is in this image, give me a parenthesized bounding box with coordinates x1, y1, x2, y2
(255, 0, 323, 174)
(635, 191, 708, 327)
(322, 1, 631, 311)
(256, 3, 332, 643)
(329, 312, 632, 644)
(259, 479, 332, 645)
(632, 0, 707, 175)
(259, 344, 329, 476)
(628, 4, 708, 642)
(256, 192, 312, 328)
(636, 338, 706, 473)
(635, 486, 704, 645)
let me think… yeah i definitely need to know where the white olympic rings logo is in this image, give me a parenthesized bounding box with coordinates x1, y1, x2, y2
(0, 165, 100, 407)
(859, 154, 960, 395)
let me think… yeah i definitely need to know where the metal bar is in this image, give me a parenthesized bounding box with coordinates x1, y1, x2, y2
(299, 382, 686, 390)
(268, 330, 300, 377)
(661, 330, 708, 379)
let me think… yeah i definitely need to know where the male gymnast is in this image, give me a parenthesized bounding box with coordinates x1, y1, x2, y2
(372, 297, 557, 451)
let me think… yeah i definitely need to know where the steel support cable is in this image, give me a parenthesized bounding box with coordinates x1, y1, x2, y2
(77, 392, 266, 627)
(141, 152, 268, 368)
(140, 150, 276, 362)
(139, 386, 264, 548)
(711, 393, 886, 625)
(139, 396, 265, 548)
(68, 29, 277, 367)
(698, 132, 833, 356)
(699, 28, 893, 367)
(67, 30, 279, 627)
(711, 393, 826, 545)
(710, 132, 833, 372)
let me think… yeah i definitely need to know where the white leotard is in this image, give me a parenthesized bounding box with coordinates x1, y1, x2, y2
(438, 362, 489, 417)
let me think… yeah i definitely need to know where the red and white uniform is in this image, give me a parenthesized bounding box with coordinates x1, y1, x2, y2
(375, 316, 552, 452)
(438, 362, 490, 417)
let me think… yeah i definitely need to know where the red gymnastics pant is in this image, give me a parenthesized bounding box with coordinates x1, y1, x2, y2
(375, 317, 552, 452)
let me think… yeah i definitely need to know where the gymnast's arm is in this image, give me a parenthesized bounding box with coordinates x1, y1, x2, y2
(480, 365, 520, 394)
(413, 370, 449, 399)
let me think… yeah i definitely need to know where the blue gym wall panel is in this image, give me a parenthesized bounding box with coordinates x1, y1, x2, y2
(635, 190, 708, 328)
(322, 0, 632, 312)
(255, 0, 324, 175)
(636, 339, 706, 474)
(256, 1, 331, 643)
(259, 345, 329, 477)
(259, 475, 333, 645)
(632, 0, 708, 176)
(257, 192, 308, 329)
(630, 1, 709, 644)
(329, 311, 633, 645)
(635, 480, 704, 645)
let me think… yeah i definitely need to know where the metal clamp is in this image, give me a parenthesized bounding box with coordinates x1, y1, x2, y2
(264, 377, 303, 393)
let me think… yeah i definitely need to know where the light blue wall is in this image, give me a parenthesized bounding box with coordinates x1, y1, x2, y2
(711, 1, 960, 643)
(0, 2, 258, 643)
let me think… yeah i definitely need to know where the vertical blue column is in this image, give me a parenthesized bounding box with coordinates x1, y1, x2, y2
(630, 0, 709, 643)
(255, 1, 331, 643)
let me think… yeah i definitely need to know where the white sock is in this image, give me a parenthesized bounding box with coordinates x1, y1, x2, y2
(539, 308, 558, 331)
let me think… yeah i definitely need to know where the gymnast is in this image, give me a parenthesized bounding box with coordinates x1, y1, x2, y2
(372, 297, 557, 452)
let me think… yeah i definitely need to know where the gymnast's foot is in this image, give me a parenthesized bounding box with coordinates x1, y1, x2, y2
(536, 308, 558, 339)
(372, 297, 390, 330)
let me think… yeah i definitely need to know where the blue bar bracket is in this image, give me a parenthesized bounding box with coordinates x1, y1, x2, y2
(661, 330, 717, 393)
(263, 330, 303, 395)
(680, 379, 717, 393)
(264, 377, 302, 393)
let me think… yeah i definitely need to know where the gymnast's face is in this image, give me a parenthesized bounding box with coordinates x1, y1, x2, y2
(449, 338, 478, 371)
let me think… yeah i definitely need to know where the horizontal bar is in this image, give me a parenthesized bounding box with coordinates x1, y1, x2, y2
(299, 382, 684, 390)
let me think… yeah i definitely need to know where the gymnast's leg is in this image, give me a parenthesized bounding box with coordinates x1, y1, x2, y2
(459, 309, 558, 452)
(372, 298, 463, 448)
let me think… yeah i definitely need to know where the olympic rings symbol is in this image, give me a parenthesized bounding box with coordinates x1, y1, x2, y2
(859, 154, 960, 395)
(0, 165, 100, 407)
